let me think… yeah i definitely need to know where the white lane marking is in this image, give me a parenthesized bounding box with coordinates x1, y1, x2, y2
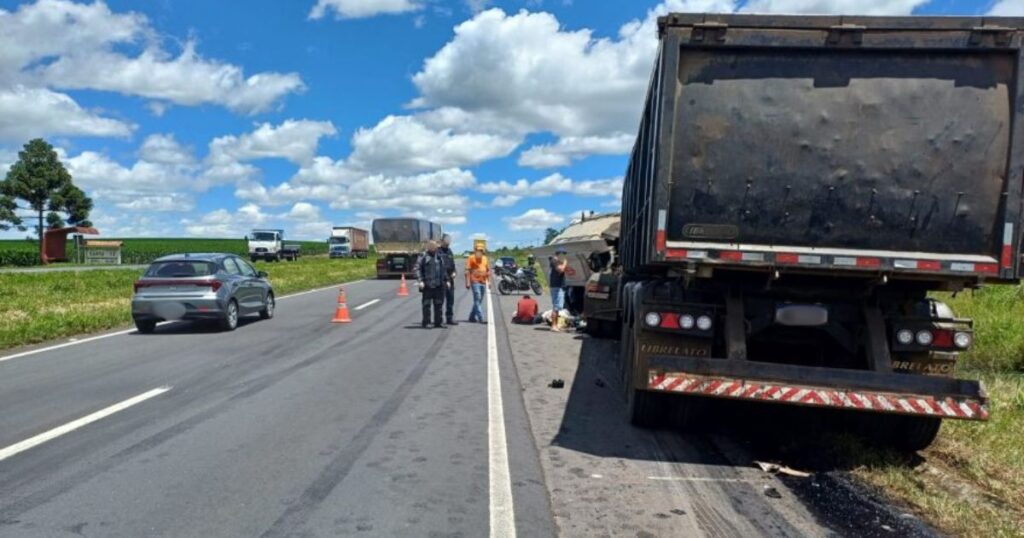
(0, 279, 369, 364)
(0, 386, 171, 463)
(486, 290, 517, 538)
(354, 298, 380, 311)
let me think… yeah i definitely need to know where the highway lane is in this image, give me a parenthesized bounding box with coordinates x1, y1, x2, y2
(0, 278, 931, 537)
(0, 280, 552, 537)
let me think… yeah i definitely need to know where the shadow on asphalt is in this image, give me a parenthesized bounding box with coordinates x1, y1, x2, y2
(551, 336, 926, 474)
(127, 318, 263, 336)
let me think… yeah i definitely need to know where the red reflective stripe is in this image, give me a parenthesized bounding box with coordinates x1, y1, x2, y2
(703, 380, 722, 394)
(776, 253, 799, 264)
(719, 251, 743, 261)
(664, 378, 685, 391)
(1002, 245, 1013, 268)
(918, 260, 941, 271)
(856, 257, 881, 267)
(740, 384, 761, 398)
(665, 249, 687, 259)
(649, 374, 666, 388)
(656, 230, 666, 252)
(976, 263, 999, 274)
(908, 399, 928, 415)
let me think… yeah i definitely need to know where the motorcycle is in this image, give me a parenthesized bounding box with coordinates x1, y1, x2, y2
(496, 266, 543, 296)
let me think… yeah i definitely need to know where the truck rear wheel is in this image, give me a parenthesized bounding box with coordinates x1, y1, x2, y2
(622, 314, 670, 428)
(886, 416, 942, 452)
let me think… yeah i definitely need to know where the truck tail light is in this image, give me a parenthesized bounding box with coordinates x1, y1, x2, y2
(893, 327, 971, 351)
(643, 311, 714, 335)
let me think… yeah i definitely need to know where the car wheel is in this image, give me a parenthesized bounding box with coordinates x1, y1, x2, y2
(135, 319, 156, 334)
(260, 293, 275, 320)
(220, 299, 240, 331)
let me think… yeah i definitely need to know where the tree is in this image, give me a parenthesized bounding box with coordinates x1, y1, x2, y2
(544, 227, 560, 245)
(0, 139, 92, 263)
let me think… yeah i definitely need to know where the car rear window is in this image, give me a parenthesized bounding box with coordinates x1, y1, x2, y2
(145, 261, 218, 278)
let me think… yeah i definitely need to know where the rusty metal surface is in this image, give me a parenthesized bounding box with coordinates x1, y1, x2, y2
(668, 47, 1013, 255)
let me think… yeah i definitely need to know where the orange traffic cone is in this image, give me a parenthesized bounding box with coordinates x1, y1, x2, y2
(398, 274, 410, 297)
(332, 287, 352, 323)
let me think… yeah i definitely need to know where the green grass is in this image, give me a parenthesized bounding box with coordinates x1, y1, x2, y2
(0, 256, 375, 350)
(939, 286, 1024, 372)
(0, 238, 330, 267)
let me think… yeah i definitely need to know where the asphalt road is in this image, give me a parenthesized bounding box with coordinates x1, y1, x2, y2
(0, 280, 936, 537)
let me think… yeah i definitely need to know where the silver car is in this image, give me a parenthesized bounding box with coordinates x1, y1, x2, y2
(131, 253, 275, 333)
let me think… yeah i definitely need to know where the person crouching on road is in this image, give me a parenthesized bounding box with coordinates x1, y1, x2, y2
(465, 246, 491, 323)
(438, 234, 458, 326)
(416, 240, 447, 329)
(549, 249, 569, 332)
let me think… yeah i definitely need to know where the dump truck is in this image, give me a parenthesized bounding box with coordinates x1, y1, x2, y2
(328, 227, 370, 259)
(371, 218, 442, 278)
(615, 13, 1024, 450)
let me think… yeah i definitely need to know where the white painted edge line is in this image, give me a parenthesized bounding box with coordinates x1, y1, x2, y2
(486, 290, 517, 538)
(0, 386, 172, 463)
(354, 298, 380, 311)
(0, 279, 368, 364)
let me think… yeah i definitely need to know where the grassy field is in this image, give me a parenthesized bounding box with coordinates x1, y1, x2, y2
(842, 285, 1024, 537)
(0, 256, 375, 351)
(0, 238, 330, 267)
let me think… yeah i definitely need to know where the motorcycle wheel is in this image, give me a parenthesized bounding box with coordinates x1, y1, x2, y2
(531, 281, 543, 295)
(498, 280, 513, 295)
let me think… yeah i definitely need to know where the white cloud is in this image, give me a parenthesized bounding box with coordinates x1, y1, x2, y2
(139, 134, 193, 165)
(309, 0, 422, 19)
(285, 202, 322, 221)
(207, 119, 337, 168)
(505, 208, 565, 231)
(348, 115, 520, 174)
(740, 0, 927, 14)
(0, 86, 133, 142)
(478, 173, 622, 199)
(491, 195, 521, 207)
(989, 0, 1024, 15)
(1, 1, 304, 116)
(518, 133, 634, 168)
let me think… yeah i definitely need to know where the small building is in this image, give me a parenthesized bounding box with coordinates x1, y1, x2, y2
(41, 226, 99, 264)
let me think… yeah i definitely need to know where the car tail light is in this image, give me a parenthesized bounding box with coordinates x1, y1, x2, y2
(134, 279, 222, 292)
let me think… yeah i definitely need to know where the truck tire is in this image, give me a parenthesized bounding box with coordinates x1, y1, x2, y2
(622, 312, 670, 428)
(888, 416, 942, 452)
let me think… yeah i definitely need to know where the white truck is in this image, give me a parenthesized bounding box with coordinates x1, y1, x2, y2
(248, 229, 301, 262)
(328, 227, 370, 259)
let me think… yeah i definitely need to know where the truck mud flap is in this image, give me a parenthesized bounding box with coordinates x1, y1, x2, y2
(646, 356, 988, 421)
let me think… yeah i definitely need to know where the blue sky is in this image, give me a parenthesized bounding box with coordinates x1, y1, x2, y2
(0, 0, 1019, 250)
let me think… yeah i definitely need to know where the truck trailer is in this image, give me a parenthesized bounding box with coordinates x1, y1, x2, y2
(371, 218, 442, 278)
(615, 13, 1024, 450)
(329, 227, 370, 258)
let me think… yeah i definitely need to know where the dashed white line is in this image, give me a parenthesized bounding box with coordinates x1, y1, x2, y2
(486, 290, 517, 538)
(0, 279, 368, 364)
(0, 386, 172, 463)
(354, 298, 380, 311)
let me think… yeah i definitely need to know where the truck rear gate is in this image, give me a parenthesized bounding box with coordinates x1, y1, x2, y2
(621, 15, 1024, 284)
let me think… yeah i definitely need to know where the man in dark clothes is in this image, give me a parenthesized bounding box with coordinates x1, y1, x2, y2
(438, 234, 458, 326)
(415, 240, 446, 329)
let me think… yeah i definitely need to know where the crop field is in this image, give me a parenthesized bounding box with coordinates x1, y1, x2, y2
(0, 256, 375, 351)
(0, 238, 330, 267)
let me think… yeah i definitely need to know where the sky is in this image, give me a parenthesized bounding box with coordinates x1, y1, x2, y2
(0, 0, 1021, 251)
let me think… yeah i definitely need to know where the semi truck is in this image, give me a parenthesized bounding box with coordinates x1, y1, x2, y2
(613, 13, 1024, 450)
(328, 227, 370, 258)
(371, 218, 442, 278)
(248, 229, 301, 262)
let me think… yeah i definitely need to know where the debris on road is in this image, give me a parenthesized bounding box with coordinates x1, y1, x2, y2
(754, 460, 811, 478)
(763, 485, 783, 499)
(548, 379, 565, 389)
